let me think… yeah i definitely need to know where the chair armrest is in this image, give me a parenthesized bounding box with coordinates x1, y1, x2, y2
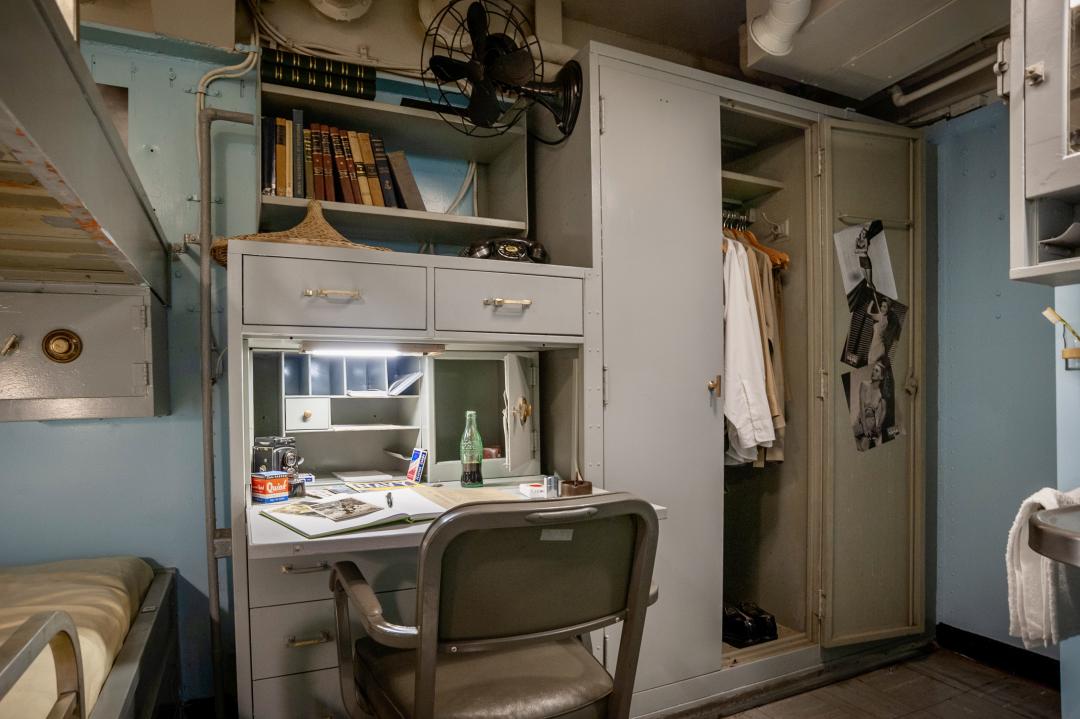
(330, 562, 418, 650)
(649, 583, 659, 606)
(0, 611, 85, 719)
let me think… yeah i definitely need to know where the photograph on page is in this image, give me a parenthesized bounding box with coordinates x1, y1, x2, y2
(833, 220, 898, 301)
(842, 363, 903, 452)
(841, 281, 908, 369)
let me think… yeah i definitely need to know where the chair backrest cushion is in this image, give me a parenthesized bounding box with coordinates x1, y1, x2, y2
(423, 499, 643, 643)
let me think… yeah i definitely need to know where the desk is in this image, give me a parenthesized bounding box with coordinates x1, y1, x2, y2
(247, 480, 668, 559)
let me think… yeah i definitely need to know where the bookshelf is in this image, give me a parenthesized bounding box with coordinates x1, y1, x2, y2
(259, 83, 528, 248)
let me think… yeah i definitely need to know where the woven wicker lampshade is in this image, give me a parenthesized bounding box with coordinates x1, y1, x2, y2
(210, 200, 391, 266)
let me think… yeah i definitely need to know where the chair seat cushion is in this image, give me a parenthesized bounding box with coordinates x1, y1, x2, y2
(355, 637, 613, 719)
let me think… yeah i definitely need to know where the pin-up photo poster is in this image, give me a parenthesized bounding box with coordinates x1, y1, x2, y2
(835, 220, 905, 451)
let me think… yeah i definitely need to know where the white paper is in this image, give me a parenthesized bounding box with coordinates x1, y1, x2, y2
(833, 223, 898, 300)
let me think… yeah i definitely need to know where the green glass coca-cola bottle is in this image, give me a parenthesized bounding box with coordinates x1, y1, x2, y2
(459, 410, 483, 487)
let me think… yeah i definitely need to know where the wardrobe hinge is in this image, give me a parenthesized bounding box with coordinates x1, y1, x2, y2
(815, 147, 825, 177)
(599, 96, 606, 135)
(817, 369, 828, 400)
(816, 589, 827, 621)
(602, 366, 609, 407)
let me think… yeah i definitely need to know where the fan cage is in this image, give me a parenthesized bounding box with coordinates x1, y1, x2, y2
(421, 0, 544, 137)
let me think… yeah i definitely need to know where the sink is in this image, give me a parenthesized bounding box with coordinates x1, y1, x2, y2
(1029, 505, 1080, 568)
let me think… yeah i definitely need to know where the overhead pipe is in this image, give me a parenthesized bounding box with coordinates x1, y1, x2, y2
(748, 0, 812, 57)
(889, 53, 997, 107)
(198, 105, 253, 719)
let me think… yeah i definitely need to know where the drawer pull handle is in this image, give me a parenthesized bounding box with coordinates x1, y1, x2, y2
(302, 410, 313, 422)
(303, 288, 362, 301)
(483, 297, 533, 308)
(286, 631, 331, 649)
(281, 561, 330, 575)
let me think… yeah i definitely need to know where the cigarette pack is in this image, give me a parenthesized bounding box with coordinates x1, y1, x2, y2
(252, 471, 290, 503)
(518, 482, 547, 499)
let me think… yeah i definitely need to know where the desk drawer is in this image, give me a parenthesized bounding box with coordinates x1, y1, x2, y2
(248, 550, 417, 608)
(251, 600, 338, 680)
(434, 269, 583, 336)
(284, 397, 330, 431)
(250, 591, 416, 681)
(252, 668, 347, 719)
(243, 255, 426, 330)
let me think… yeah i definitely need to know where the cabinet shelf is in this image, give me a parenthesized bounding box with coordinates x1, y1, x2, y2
(284, 393, 419, 400)
(261, 84, 522, 164)
(260, 195, 527, 246)
(721, 170, 784, 206)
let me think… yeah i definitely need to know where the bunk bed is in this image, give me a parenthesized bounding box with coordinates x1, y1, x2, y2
(0, 2, 178, 717)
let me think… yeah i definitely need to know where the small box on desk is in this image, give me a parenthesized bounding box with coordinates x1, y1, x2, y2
(252, 471, 290, 503)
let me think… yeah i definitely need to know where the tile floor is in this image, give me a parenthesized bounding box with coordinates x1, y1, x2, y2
(730, 649, 1060, 718)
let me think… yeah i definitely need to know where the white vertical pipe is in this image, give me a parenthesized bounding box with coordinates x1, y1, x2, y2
(748, 0, 812, 57)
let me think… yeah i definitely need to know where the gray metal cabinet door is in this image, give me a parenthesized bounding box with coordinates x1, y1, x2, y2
(821, 119, 925, 647)
(598, 61, 726, 691)
(1022, 0, 1080, 198)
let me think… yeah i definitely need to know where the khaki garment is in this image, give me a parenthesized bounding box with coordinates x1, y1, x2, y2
(757, 254, 787, 463)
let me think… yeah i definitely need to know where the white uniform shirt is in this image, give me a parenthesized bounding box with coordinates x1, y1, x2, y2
(723, 242, 775, 463)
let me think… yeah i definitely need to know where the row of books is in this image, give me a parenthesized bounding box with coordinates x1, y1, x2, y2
(260, 48, 376, 101)
(261, 109, 426, 212)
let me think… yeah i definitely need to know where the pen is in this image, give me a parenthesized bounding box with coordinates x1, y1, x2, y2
(386, 492, 393, 509)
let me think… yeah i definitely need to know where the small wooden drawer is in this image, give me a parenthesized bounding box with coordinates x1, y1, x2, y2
(243, 255, 427, 330)
(251, 600, 338, 680)
(252, 667, 347, 719)
(434, 269, 583, 336)
(284, 397, 330, 431)
(248, 550, 417, 608)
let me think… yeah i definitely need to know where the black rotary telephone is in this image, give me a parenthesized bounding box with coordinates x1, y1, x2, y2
(460, 237, 550, 263)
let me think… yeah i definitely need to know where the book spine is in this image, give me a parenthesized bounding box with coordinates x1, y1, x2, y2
(260, 62, 376, 100)
(310, 123, 325, 201)
(284, 118, 294, 197)
(319, 125, 337, 202)
(346, 131, 373, 205)
(329, 127, 355, 204)
(261, 116, 274, 195)
(357, 132, 384, 207)
(292, 109, 305, 199)
(370, 136, 398, 208)
(274, 117, 287, 197)
(263, 49, 376, 82)
(387, 150, 426, 211)
(339, 131, 365, 205)
(302, 129, 314, 200)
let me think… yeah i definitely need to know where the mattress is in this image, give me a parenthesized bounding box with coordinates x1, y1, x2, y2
(0, 557, 154, 719)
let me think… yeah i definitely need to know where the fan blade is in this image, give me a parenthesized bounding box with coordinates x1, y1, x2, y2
(466, 2, 489, 54)
(489, 47, 534, 86)
(429, 55, 469, 83)
(467, 80, 502, 127)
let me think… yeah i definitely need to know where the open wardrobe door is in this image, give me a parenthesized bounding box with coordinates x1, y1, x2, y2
(818, 118, 925, 648)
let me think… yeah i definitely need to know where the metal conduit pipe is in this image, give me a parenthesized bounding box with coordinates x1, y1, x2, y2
(198, 105, 254, 719)
(889, 53, 997, 107)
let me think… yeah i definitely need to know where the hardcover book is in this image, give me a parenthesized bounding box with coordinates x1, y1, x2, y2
(370, 136, 399, 208)
(263, 49, 376, 81)
(261, 62, 375, 101)
(261, 116, 274, 195)
(302, 129, 314, 200)
(284, 118, 293, 198)
(274, 117, 287, 197)
(329, 127, 356, 204)
(356, 132, 383, 206)
(291, 109, 305, 199)
(310, 123, 325, 201)
(319, 124, 337, 202)
(346, 131, 373, 205)
(339, 130, 365, 204)
(387, 150, 426, 211)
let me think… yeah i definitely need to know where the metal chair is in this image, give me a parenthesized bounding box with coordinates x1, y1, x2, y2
(330, 492, 659, 719)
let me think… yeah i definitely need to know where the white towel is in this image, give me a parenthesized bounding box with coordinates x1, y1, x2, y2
(1007, 487, 1080, 648)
